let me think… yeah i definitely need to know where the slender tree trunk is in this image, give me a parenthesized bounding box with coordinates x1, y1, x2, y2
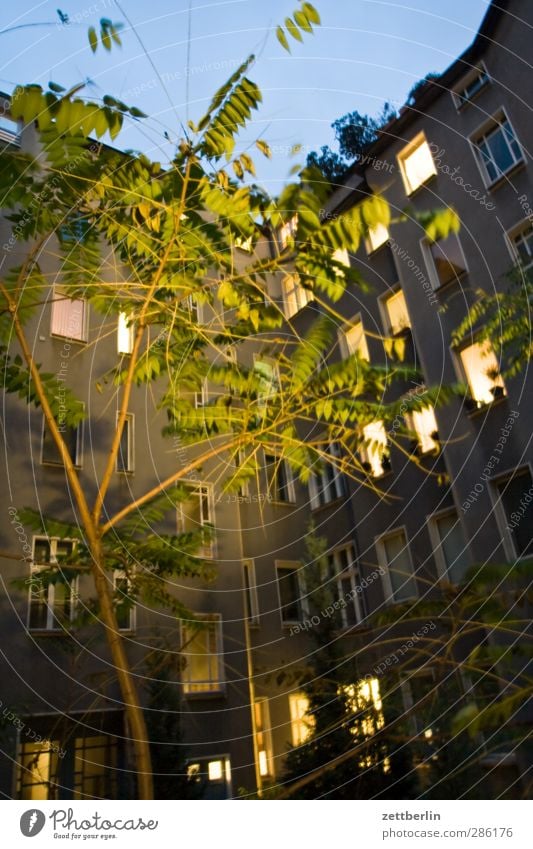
(89, 535, 154, 799)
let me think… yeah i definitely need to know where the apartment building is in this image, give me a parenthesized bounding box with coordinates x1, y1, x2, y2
(0, 0, 531, 799)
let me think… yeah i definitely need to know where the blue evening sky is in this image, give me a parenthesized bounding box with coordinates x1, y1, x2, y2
(0, 0, 490, 189)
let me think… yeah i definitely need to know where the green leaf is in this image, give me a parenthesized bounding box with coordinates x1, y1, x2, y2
(276, 26, 291, 52)
(48, 81, 66, 93)
(294, 10, 313, 32)
(88, 27, 98, 53)
(256, 139, 272, 158)
(302, 3, 321, 25)
(285, 17, 303, 42)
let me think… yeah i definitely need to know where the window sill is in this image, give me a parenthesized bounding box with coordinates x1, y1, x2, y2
(41, 461, 82, 470)
(183, 689, 226, 700)
(51, 334, 88, 346)
(310, 496, 346, 513)
(485, 159, 526, 193)
(366, 240, 390, 258)
(464, 393, 508, 418)
(405, 172, 438, 199)
(430, 270, 468, 295)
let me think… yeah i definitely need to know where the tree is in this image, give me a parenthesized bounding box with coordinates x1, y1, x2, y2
(0, 8, 461, 798)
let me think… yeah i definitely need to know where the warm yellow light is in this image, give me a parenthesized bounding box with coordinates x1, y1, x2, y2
(208, 760, 223, 781)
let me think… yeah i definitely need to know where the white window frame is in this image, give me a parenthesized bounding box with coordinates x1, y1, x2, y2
(264, 452, 296, 504)
(181, 614, 225, 696)
(365, 222, 390, 255)
(419, 232, 468, 291)
(278, 215, 298, 250)
(326, 543, 365, 627)
(0, 111, 21, 146)
(397, 132, 437, 196)
(253, 355, 280, 408)
(115, 412, 134, 474)
(242, 559, 260, 626)
(379, 286, 411, 336)
(308, 442, 345, 509)
(281, 272, 314, 319)
(177, 483, 215, 558)
(41, 415, 83, 469)
(28, 537, 79, 632)
(117, 312, 134, 355)
(489, 464, 533, 562)
(455, 338, 506, 408)
(469, 109, 525, 189)
(427, 508, 470, 582)
(275, 560, 304, 625)
(50, 285, 88, 343)
(339, 314, 370, 361)
(113, 569, 136, 632)
(451, 61, 490, 111)
(289, 692, 315, 747)
(375, 527, 418, 603)
(505, 218, 533, 271)
(194, 378, 209, 409)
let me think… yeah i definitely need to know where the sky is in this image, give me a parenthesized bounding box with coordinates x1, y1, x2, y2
(0, 0, 491, 190)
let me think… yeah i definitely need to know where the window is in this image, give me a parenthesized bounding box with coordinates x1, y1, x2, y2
(235, 235, 253, 252)
(182, 615, 224, 694)
(264, 454, 296, 503)
(341, 679, 387, 769)
(73, 735, 118, 800)
(421, 233, 467, 289)
(289, 693, 315, 746)
(18, 740, 59, 799)
(117, 312, 134, 355)
(472, 115, 523, 186)
(51, 286, 87, 342)
(401, 671, 436, 737)
(276, 561, 303, 624)
(366, 222, 389, 254)
(493, 468, 533, 559)
(360, 421, 390, 477)
(28, 538, 78, 631)
(398, 132, 437, 195)
(340, 317, 369, 361)
(281, 273, 314, 319)
(325, 543, 365, 627)
(116, 413, 134, 473)
(114, 570, 135, 631)
(253, 358, 280, 407)
(42, 418, 82, 467)
(186, 757, 232, 799)
(405, 405, 439, 454)
(377, 529, 417, 602)
(254, 698, 274, 778)
(177, 483, 215, 558)
(308, 442, 345, 508)
(383, 288, 411, 335)
(509, 223, 533, 270)
(194, 379, 209, 409)
(453, 65, 490, 110)
(278, 215, 298, 249)
(242, 560, 259, 625)
(0, 113, 21, 145)
(429, 510, 470, 583)
(459, 340, 506, 407)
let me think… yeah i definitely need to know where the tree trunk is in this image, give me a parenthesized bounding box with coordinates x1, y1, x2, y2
(90, 537, 154, 799)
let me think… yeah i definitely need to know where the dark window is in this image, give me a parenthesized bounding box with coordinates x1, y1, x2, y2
(496, 469, 533, 558)
(264, 455, 294, 503)
(426, 233, 467, 288)
(42, 420, 80, 466)
(116, 416, 133, 473)
(276, 565, 302, 623)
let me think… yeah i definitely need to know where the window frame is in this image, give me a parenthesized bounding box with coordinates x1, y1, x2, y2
(360, 420, 390, 478)
(181, 613, 225, 696)
(325, 542, 365, 627)
(397, 131, 437, 196)
(375, 527, 418, 603)
(41, 414, 83, 469)
(489, 464, 533, 562)
(505, 218, 533, 271)
(365, 222, 390, 255)
(275, 560, 304, 626)
(242, 559, 260, 626)
(454, 337, 507, 409)
(254, 697, 274, 779)
(50, 285, 88, 343)
(28, 536, 79, 632)
(339, 314, 370, 361)
(451, 61, 490, 111)
(113, 569, 136, 632)
(0, 111, 21, 146)
(278, 215, 298, 250)
(308, 442, 345, 509)
(379, 286, 411, 337)
(404, 404, 439, 455)
(281, 272, 314, 319)
(289, 692, 315, 747)
(117, 312, 135, 355)
(115, 412, 134, 474)
(469, 109, 525, 190)
(263, 452, 296, 504)
(176, 482, 215, 558)
(419, 232, 468, 291)
(427, 508, 470, 583)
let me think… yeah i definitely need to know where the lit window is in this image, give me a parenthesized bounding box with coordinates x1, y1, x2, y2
(473, 116, 523, 185)
(454, 67, 490, 109)
(289, 693, 315, 746)
(186, 757, 232, 799)
(459, 340, 506, 406)
(276, 562, 303, 624)
(360, 421, 390, 477)
(17, 739, 59, 799)
(377, 529, 417, 602)
(405, 405, 439, 454)
(28, 538, 78, 631)
(510, 224, 533, 269)
(73, 735, 118, 800)
(494, 468, 533, 559)
(429, 510, 470, 583)
(177, 483, 215, 558)
(117, 312, 134, 355)
(421, 233, 467, 289)
(182, 615, 224, 694)
(42, 417, 82, 467)
(281, 273, 314, 319)
(343, 678, 385, 737)
(383, 288, 411, 335)
(278, 215, 298, 249)
(366, 222, 389, 254)
(51, 286, 87, 342)
(308, 442, 345, 508)
(264, 454, 296, 503)
(116, 413, 134, 473)
(235, 235, 253, 252)
(114, 570, 135, 631)
(242, 560, 259, 625)
(341, 318, 369, 361)
(254, 698, 274, 778)
(325, 543, 365, 627)
(333, 248, 350, 273)
(398, 133, 437, 195)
